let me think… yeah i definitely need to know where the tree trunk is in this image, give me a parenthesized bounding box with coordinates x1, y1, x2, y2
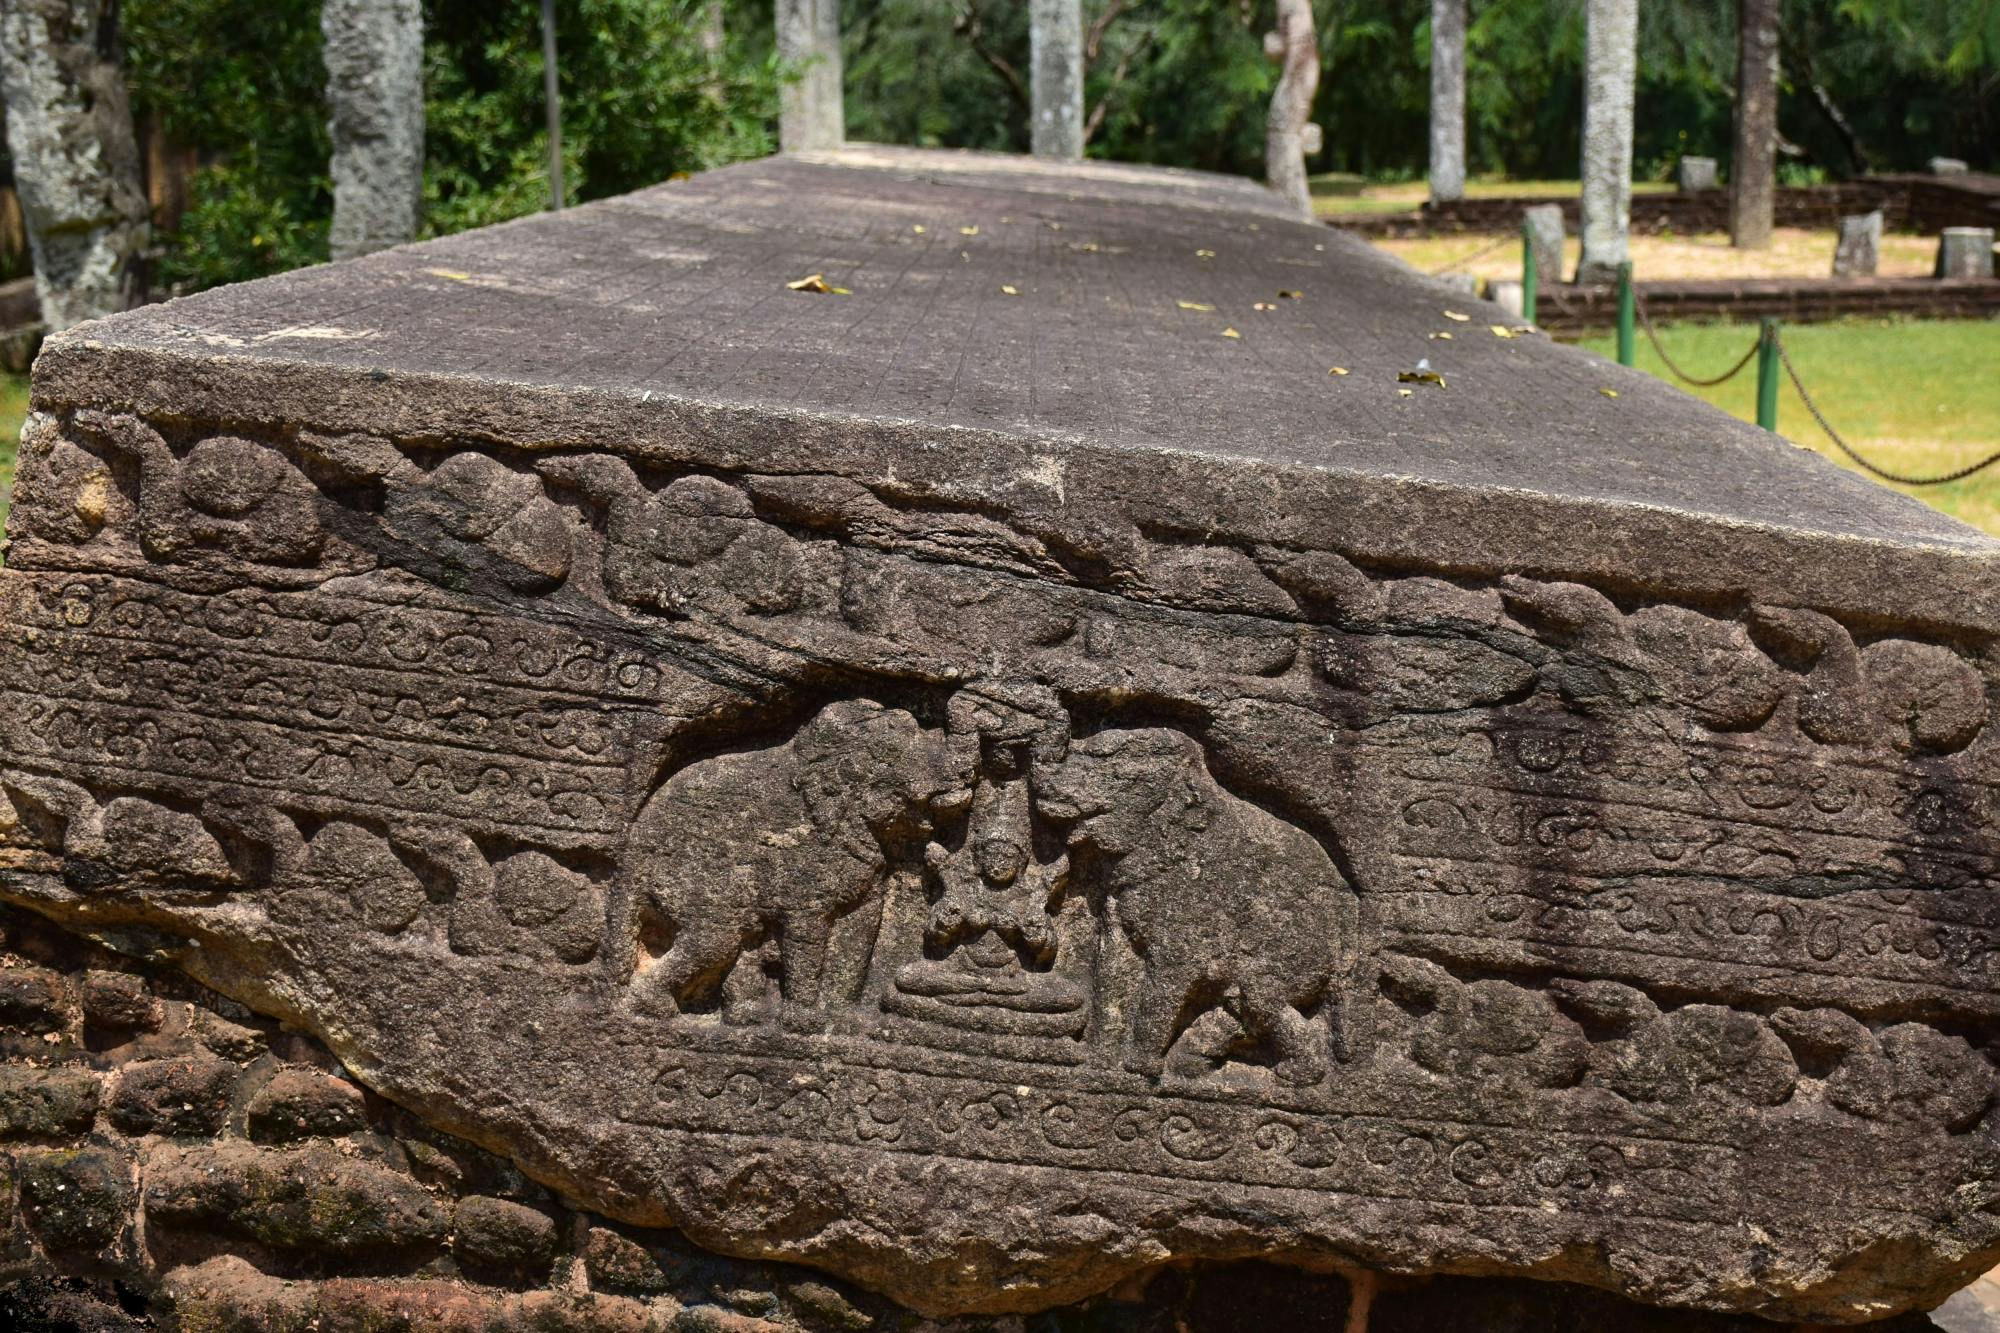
(1030, 0, 1083, 159)
(1428, 0, 1466, 204)
(323, 0, 424, 261)
(700, 0, 725, 102)
(1732, 0, 1779, 249)
(0, 0, 149, 331)
(777, 0, 844, 152)
(1576, 0, 1636, 284)
(1265, 0, 1318, 217)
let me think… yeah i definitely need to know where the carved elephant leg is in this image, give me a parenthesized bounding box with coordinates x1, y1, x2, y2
(1230, 974, 1328, 1088)
(634, 919, 746, 1017)
(777, 909, 834, 1028)
(1125, 960, 1199, 1078)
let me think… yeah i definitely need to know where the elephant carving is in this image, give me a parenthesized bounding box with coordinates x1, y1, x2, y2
(626, 700, 964, 1024)
(1033, 727, 1358, 1086)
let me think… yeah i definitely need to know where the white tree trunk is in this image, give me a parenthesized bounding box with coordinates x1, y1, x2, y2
(0, 0, 149, 331)
(777, 0, 844, 152)
(1576, 0, 1637, 284)
(1428, 0, 1466, 204)
(1731, 0, 1779, 250)
(1030, 0, 1083, 160)
(323, 0, 424, 261)
(1265, 0, 1318, 218)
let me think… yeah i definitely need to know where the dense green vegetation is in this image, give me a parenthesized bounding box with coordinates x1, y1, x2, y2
(44, 0, 2000, 295)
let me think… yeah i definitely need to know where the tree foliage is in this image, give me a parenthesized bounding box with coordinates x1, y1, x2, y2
(83, 0, 2000, 296)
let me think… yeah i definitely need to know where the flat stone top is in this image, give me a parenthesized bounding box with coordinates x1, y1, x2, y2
(36, 146, 1994, 582)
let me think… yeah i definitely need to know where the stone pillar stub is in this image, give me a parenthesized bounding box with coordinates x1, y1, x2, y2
(1428, 0, 1467, 204)
(777, 0, 845, 152)
(1576, 0, 1636, 284)
(1030, 0, 1084, 160)
(6, 145, 2000, 1329)
(1832, 212, 1882, 278)
(1936, 227, 1996, 280)
(1523, 204, 1565, 286)
(323, 0, 425, 261)
(1677, 156, 1719, 192)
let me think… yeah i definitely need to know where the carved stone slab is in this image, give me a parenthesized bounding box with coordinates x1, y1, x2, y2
(5, 146, 2000, 1322)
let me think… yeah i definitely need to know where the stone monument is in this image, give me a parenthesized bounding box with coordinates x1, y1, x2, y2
(1834, 210, 1883, 277)
(1677, 155, 1719, 192)
(3, 146, 1999, 1329)
(1937, 226, 1997, 280)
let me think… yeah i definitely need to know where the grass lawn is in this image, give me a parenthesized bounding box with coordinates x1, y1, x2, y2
(1579, 318, 2000, 536)
(0, 370, 25, 525)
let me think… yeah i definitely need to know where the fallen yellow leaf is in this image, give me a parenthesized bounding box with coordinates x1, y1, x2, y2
(427, 268, 473, 281)
(1398, 388, 1414, 397)
(786, 273, 849, 294)
(1278, 290, 1302, 299)
(1221, 327, 1241, 339)
(1491, 325, 1519, 338)
(960, 225, 980, 236)
(1046, 221, 1063, 231)
(1428, 331, 1454, 340)
(912, 224, 927, 234)
(1328, 366, 1350, 376)
(1177, 300, 1215, 312)
(1443, 310, 1471, 322)
(1070, 241, 1101, 253)
(1001, 284, 1020, 296)
(1254, 302, 1276, 311)
(1196, 248, 1217, 259)
(1398, 369, 1446, 388)
(1599, 388, 1620, 398)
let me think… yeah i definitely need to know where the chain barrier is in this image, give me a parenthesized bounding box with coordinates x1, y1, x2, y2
(1428, 232, 1515, 276)
(1772, 330, 2000, 487)
(1630, 285, 1760, 388)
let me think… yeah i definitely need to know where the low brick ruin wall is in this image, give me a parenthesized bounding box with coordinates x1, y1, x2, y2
(1337, 173, 2000, 238)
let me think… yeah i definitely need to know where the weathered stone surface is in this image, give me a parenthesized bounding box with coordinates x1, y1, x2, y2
(1578, 0, 1637, 281)
(1677, 155, 1719, 191)
(246, 1067, 370, 1142)
(1834, 210, 1883, 277)
(1523, 202, 1564, 283)
(107, 1054, 237, 1137)
(1937, 227, 1997, 280)
(3, 146, 2000, 1324)
(454, 1195, 560, 1286)
(0, 1066, 99, 1138)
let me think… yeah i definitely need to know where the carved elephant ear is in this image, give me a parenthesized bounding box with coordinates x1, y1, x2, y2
(394, 453, 572, 594)
(1627, 605, 1785, 732)
(1860, 640, 1988, 755)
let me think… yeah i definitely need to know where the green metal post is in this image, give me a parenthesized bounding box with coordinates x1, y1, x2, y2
(1521, 220, 1537, 326)
(1756, 319, 1781, 432)
(1615, 262, 1635, 367)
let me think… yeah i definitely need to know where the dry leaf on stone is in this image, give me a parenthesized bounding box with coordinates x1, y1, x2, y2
(1443, 310, 1471, 322)
(1278, 290, 1302, 299)
(1490, 325, 1520, 339)
(1177, 300, 1215, 312)
(1398, 358, 1445, 388)
(1071, 241, 1102, 253)
(1254, 302, 1276, 311)
(786, 274, 850, 295)
(1398, 388, 1414, 397)
(1328, 366, 1350, 376)
(1429, 332, 1454, 340)
(1221, 327, 1241, 339)
(1196, 248, 1217, 259)
(960, 226, 979, 236)
(912, 225, 927, 234)
(1001, 285, 1020, 296)
(1600, 388, 1620, 398)
(427, 268, 474, 281)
